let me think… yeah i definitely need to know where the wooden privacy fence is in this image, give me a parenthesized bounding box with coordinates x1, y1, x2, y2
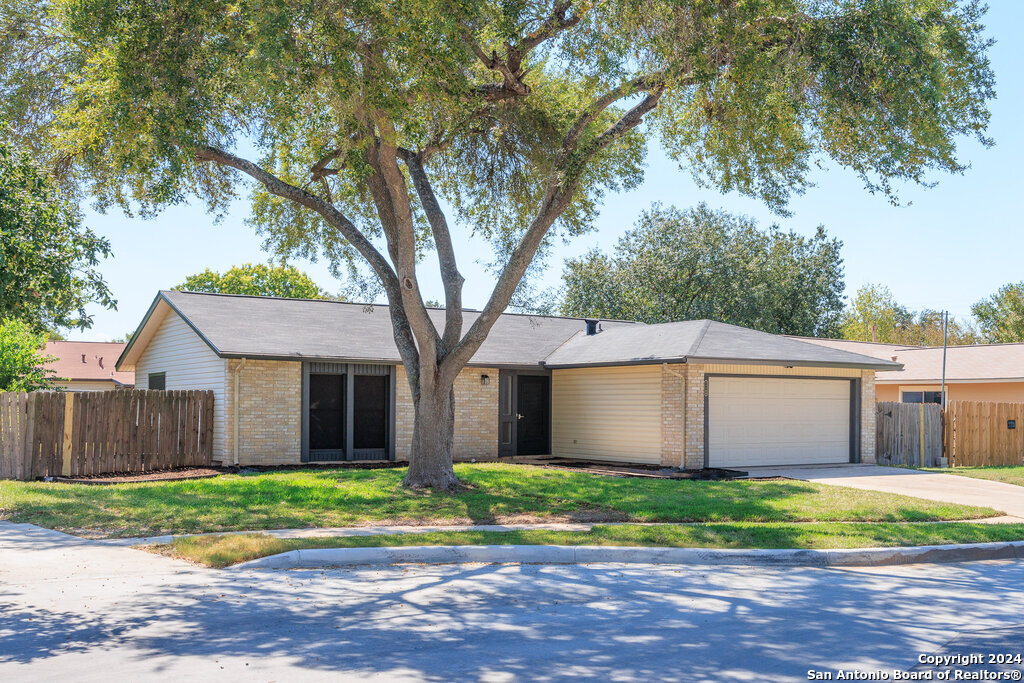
(946, 400, 1024, 467)
(875, 401, 945, 467)
(0, 390, 214, 481)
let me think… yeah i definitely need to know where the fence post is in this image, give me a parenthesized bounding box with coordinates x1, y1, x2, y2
(61, 393, 74, 476)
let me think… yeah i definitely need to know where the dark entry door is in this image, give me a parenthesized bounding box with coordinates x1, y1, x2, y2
(498, 370, 517, 457)
(516, 375, 550, 455)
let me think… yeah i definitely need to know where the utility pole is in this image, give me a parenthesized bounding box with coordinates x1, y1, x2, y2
(941, 310, 948, 406)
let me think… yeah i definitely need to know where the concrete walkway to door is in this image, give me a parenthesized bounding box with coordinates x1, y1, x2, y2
(744, 464, 1024, 521)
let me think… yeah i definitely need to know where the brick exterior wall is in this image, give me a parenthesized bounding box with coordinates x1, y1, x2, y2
(683, 364, 707, 469)
(223, 359, 302, 465)
(660, 364, 685, 467)
(395, 366, 499, 461)
(860, 369, 877, 463)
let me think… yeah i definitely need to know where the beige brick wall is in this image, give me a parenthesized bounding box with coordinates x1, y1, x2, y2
(223, 359, 302, 465)
(683, 364, 707, 469)
(660, 364, 685, 467)
(860, 369, 876, 463)
(395, 366, 499, 461)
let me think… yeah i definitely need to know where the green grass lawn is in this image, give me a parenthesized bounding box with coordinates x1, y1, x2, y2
(921, 466, 1024, 487)
(159, 522, 1024, 568)
(0, 463, 1000, 538)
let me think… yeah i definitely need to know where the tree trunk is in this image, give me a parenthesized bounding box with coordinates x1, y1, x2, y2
(403, 380, 460, 489)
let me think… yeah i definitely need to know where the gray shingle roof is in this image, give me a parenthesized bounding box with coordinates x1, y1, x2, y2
(541, 319, 903, 370)
(120, 291, 902, 371)
(155, 290, 637, 367)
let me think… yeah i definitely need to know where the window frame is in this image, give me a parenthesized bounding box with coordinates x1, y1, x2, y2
(900, 387, 943, 405)
(148, 372, 166, 390)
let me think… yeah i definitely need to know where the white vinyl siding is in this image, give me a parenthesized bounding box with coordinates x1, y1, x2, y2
(708, 376, 851, 467)
(134, 312, 228, 462)
(551, 365, 662, 464)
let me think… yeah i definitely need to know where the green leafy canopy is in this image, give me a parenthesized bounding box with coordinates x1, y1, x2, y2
(0, 317, 57, 391)
(972, 282, 1024, 343)
(0, 139, 115, 332)
(841, 283, 979, 346)
(561, 203, 846, 337)
(3, 0, 994, 246)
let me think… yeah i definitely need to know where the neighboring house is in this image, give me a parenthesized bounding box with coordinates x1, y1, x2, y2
(793, 337, 1024, 404)
(116, 291, 899, 469)
(44, 341, 135, 391)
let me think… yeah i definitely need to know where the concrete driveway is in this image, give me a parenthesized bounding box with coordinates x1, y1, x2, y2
(745, 464, 1024, 519)
(3, 520, 1024, 681)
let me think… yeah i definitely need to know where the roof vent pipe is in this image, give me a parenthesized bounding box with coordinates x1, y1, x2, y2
(585, 319, 600, 336)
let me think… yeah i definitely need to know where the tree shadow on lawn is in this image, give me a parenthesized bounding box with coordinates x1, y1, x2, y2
(4, 556, 1024, 679)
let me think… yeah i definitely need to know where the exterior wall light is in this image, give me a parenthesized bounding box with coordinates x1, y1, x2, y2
(481, 374, 490, 385)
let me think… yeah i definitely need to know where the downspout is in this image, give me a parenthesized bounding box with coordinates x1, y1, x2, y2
(233, 358, 248, 466)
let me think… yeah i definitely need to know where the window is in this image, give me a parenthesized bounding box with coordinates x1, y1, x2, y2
(902, 390, 942, 405)
(148, 372, 166, 390)
(309, 374, 345, 450)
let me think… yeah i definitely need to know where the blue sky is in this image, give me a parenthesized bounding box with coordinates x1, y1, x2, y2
(74, 3, 1022, 341)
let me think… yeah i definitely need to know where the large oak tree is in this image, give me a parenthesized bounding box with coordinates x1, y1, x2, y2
(2, 0, 994, 487)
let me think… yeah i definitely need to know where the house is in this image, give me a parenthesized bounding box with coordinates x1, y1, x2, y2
(44, 341, 135, 391)
(115, 291, 900, 469)
(793, 337, 1024, 404)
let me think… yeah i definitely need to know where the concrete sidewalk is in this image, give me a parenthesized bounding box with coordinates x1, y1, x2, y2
(745, 464, 1024, 520)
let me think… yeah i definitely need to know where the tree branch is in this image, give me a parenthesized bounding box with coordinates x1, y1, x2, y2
(438, 81, 667, 382)
(462, 1, 581, 103)
(360, 119, 442, 375)
(192, 145, 421, 373)
(560, 73, 666, 157)
(398, 147, 465, 352)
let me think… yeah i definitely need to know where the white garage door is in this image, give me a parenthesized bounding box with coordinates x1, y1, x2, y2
(708, 376, 852, 468)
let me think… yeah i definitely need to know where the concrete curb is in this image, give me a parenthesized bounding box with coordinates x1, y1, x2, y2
(227, 540, 1024, 570)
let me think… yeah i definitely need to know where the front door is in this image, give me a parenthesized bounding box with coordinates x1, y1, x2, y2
(497, 371, 551, 456)
(516, 374, 550, 455)
(498, 370, 517, 457)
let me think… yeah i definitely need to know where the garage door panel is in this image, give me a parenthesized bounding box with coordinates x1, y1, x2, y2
(708, 377, 851, 468)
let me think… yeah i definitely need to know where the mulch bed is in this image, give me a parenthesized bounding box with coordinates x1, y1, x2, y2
(53, 467, 228, 485)
(509, 456, 748, 480)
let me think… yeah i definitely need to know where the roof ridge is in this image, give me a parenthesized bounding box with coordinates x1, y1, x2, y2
(686, 319, 714, 357)
(541, 329, 585, 365)
(785, 334, 926, 349)
(162, 290, 642, 324)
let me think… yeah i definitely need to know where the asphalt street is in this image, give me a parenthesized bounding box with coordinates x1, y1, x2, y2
(2, 522, 1024, 682)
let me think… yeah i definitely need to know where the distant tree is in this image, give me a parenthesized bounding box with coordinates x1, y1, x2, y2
(972, 283, 1024, 343)
(841, 284, 979, 346)
(561, 204, 845, 337)
(175, 264, 333, 300)
(841, 284, 915, 343)
(0, 142, 114, 332)
(0, 318, 57, 391)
